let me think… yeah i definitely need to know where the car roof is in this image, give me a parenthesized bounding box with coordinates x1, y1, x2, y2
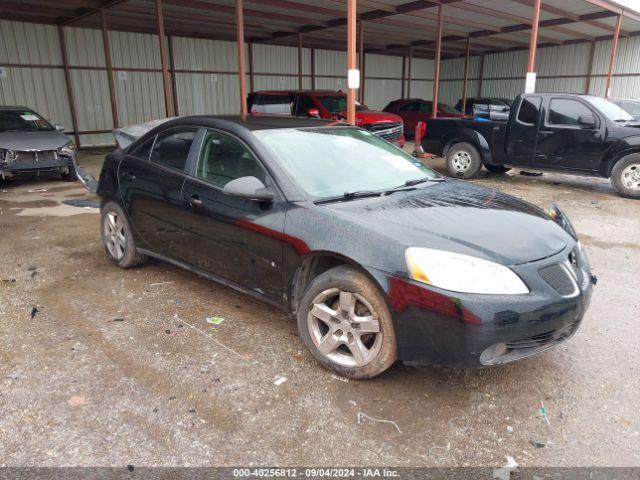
(164, 115, 342, 131)
(0, 106, 31, 111)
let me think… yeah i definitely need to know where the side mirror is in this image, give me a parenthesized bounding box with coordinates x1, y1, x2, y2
(54, 124, 66, 131)
(307, 108, 320, 118)
(578, 115, 596, 127)
(222, 176, 274, 202)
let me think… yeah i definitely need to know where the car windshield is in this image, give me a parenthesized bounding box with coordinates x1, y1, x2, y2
(255, 127, 439, 199)
(585, 96, 634, 122)
(619, 100, 640, 116)
(0, 110, 53, 132)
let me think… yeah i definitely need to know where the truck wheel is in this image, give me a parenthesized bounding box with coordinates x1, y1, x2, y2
(446, 142, 482, 179)
(611, 154, 640, 199)
(297, 265, 397, 379)
(485, 164, 511, 174)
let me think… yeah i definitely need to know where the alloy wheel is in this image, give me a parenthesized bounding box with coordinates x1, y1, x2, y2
(307, 288, 382, 368)
(104, 211, 126, 261)
(621, 163, 640, 191)
(452, 151, 472, 172)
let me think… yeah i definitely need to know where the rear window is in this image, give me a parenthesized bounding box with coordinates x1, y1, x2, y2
(250, 94, 294, 115)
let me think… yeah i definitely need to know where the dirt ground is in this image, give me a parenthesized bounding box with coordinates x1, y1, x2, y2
(0, 147, 639, 468)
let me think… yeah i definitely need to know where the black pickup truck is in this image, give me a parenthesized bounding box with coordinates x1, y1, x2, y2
(416, 93, 640, 198)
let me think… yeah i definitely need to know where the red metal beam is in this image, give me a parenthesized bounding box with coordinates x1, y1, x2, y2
(248, 42, 255, 92)
(297, 33, 303, 89)
(461, 37, 470, 115)
(236, 0, 248, 118)
(156, 0, 173, 117)
(605, 14, 622, 98)
(431, 4, 443, 118)
(400, 55, 406, 99)
(585, 40, 596, 94)
(346, 0, 356, 125)
(527, 0, 541, 73)
(358, 21, 365, 103)
(57, 25, 81, 147)
(101, 10, 118, 128)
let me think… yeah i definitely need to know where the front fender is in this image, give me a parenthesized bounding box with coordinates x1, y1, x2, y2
(601, 135, 640, 176)
(443, 128, 493, 165)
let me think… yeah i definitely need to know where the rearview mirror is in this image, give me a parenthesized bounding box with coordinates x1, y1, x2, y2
(307, 108, 320, 118)
(578, 115, 596, 127)
(222, 176, 274, 202)
(54, 124, 66, 131)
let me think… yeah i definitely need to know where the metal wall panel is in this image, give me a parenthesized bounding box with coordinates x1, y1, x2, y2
(439, 80, 480, 106)
(65, 27, 105, 67)
(70, 69, 112, 131)
(364, 79, 402, 110)
(365, 53, 402, 78)
(483, 50, 528, 78)
(411, 58, 434, 79)
(537, 43, 591, 76)
(253, 74, 302, 91)
(254, 44, 297, 75)
(176, 72, 239, 116)
(172, 37, 238, 71)
(109, 31, 161, 69)
(481, 79, 525, 101)
(536, 76, 587, 94)
(441, 55, 481, 80)
(113, 70, 165, 126)
(409, 80, 434, 100)
(315, 49, 346, 76)
(0, 20, 62, 64)
(315, 76, 346, 90)
(0, 67, 71, 127)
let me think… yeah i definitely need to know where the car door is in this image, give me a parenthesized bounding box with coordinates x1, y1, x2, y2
(534, 97, 604, 171)
(179, 128, 285, 303)
(118, 126, 198, 258)
(506, 96, 541, 166)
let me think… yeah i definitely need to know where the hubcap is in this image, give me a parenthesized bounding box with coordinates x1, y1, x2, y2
(307, 288, 382, 368)
(103, 211, 126, 260)
(452, 151, 472, 172)
(621, 163, 640, 191)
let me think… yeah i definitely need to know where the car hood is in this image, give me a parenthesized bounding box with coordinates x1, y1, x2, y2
(324, 180, 572, 266)
(0, 130, 71, 151)
(351, 110, 403, 124)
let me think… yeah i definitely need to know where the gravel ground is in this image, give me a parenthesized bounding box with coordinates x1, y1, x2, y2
(0, 146, 638, 468)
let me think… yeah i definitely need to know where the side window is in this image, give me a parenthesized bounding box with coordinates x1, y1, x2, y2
(197, 130, 267, 189)
(517, 97, 542, 125)
(251, 94, 294, 115)
(131, 137, 155, 160)
(419, 102, 433, 113)
(548, 99, 593, 126)
(294, 95, 317, 116)
(150, 128, 197, 171)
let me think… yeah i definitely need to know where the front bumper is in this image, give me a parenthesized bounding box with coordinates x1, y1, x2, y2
(376, 245, 594, 367)
(1, 151, 74, 178)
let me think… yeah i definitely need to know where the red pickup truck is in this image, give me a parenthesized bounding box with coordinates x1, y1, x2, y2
(248, 90, 405, 147)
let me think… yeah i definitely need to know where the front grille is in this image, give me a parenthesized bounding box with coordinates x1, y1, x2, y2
(14, 150, 59, 163)
(505, 320, 579, 350)
(367, 121, 402, 133)
(538, 262, 578, 297)
(369, 123, 403, 141)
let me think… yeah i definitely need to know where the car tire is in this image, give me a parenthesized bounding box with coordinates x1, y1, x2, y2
(100, 201, 146, 268)
(296, 265, 397, 379)
(446, 142, 483, 178)
(62, 162, 78, 182)
(485, 164, 511, 174)
(611, 153, 640, 199)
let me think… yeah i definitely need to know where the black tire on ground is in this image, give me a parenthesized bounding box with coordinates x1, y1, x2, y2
(62, 162, 78, 182)
(296, 265, 397, 379)
(100, 201, 146, 268)
(611, 153, 640, 199)
(445, 142, 483, 179)
(485, 164, 512, 174)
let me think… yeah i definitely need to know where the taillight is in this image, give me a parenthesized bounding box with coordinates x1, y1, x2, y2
(415, 121, 426, 143)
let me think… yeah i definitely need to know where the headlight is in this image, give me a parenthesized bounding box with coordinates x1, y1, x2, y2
(405, 247, 529, 295)
(58, 142, 76, 157)
(548, 203, 577, 240)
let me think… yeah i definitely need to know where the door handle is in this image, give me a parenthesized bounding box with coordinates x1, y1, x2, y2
(539, 130, 553, 134)
(188, 195, 203, 208)
(122, 171, 136, 180)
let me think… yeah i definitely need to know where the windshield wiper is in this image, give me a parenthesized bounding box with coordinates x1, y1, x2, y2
(385, 177, 446, 192)
(314, 190, 382, 205)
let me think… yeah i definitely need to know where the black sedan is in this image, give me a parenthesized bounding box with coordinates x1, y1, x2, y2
(97, 116, 595, 379)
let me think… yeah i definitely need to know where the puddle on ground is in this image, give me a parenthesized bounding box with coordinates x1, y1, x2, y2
(62, 198, 99, 209)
